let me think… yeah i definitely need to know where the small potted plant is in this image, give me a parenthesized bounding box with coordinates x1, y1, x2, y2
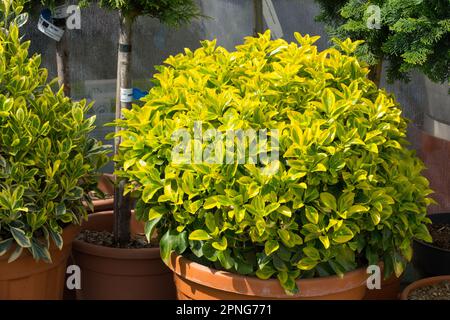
(401, 275, 450, 300)
(71, 0, 200, 300)
(115, 31, 434, 299)
(0, 1, 107, 300)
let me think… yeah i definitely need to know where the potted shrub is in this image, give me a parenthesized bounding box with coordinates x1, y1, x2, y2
(401, 275, 450, 300)
(114, 31, 434, 299)
(71, 0, 200, 300)
(0, 1, 107, 300)
(314, 0, 450, 298)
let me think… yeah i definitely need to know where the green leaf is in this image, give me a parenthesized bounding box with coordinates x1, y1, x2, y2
(348, 205, 369, 214)
(322, 88, 335, 113)
(305, 206, 319, 224)
(0, 238, 13, 256)
(189, 229, 212, 241)
(371, 211, 381, 225)
(217, 250, 234, 269)
(414, 224, 432, 243)
(276, 205, 292, 217)
(8, 245, 23, 263)
(144, 215, 162, 242)
(319, 235, 330, 249)
(212, 237, 227, 251)
(320, 192, 337, 211)
(312, 163, 327, 172)
(278, 229, 293, 248)
(256, 265, 276, 280)
(10, 227, 31, 248)
(338, 192, 354, 211)
(142, 183, 163, 202)
(303, 247, 320, 260)
(160, 230, 188, 262)
(30, 239, 51, 263)
(297, 257, 318, 270)
(332, 225, 354, 244)
(264, 240, 279, 255)
(49, 229, 63, 250)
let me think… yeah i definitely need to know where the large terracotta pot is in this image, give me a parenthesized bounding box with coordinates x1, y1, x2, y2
(0, 224, 80, 300)
(166, 253, 368, 300)
(72, 211, 175, 300)
(364, 263, 401, 300)
(400, 275, 450, 300)
(364, 274, 401, 300)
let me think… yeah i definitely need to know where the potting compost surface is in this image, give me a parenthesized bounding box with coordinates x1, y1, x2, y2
(408, 281, 450, 300)
(77, 230, 157, 248)
(428, 223, 450, 250)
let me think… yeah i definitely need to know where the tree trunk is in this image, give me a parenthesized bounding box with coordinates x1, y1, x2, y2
(369, 59, 383, 88)
(54, 18, 70, 96)
(114, 11, 133, 247)
(253, 0, 264, 35)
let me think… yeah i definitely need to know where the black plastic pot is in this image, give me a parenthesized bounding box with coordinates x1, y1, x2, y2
(413, 213, 450, 277)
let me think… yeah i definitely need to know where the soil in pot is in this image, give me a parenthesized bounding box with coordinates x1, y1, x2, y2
(166, 253, 367, 300)
(0, 224, 80, 300)
(72, 211, 176, 300)
(401, 276, 450, 300)
(428, 223, 450, 250)
(408, 280, 450, 300)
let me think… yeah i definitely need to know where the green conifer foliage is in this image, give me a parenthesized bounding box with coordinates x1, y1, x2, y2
(315, 0, 449, 84)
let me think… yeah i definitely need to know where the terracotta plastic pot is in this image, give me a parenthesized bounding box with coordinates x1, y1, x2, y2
(400, 275, 450, 300)
(166, 253, 368, 300)
(0, 224, 80, 300)
(364, 263, 401, 300)
(89, 174, 115, 213)
(364, 274, 401, 300)
(72, 211, 175, 300)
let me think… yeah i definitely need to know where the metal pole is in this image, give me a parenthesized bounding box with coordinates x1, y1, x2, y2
(254, 0, 264, 36)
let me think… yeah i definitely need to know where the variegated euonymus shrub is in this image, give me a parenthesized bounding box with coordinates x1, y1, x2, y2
(0, 7, 108, 262)
(115, 31, 434, 294)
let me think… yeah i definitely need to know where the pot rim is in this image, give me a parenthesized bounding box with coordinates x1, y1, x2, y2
(73, 211, 161, 260)
(166, 252, 368, 298)
(400, 275, 450, 300)
(413, 212, 450, 252)
(414, 238, 450, 253)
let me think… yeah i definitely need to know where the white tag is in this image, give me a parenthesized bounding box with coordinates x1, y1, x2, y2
(38, 15, 64, 41)
(53, 3, 70, 19)
(120, 88, 133, 103)
(263, 0, 283, 39)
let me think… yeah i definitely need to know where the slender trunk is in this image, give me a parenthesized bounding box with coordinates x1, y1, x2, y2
(253, 0, 264, 35)
(54, 18, 70, 96)
(369, 59, 383, 88)
(114, 11, 133, 247)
